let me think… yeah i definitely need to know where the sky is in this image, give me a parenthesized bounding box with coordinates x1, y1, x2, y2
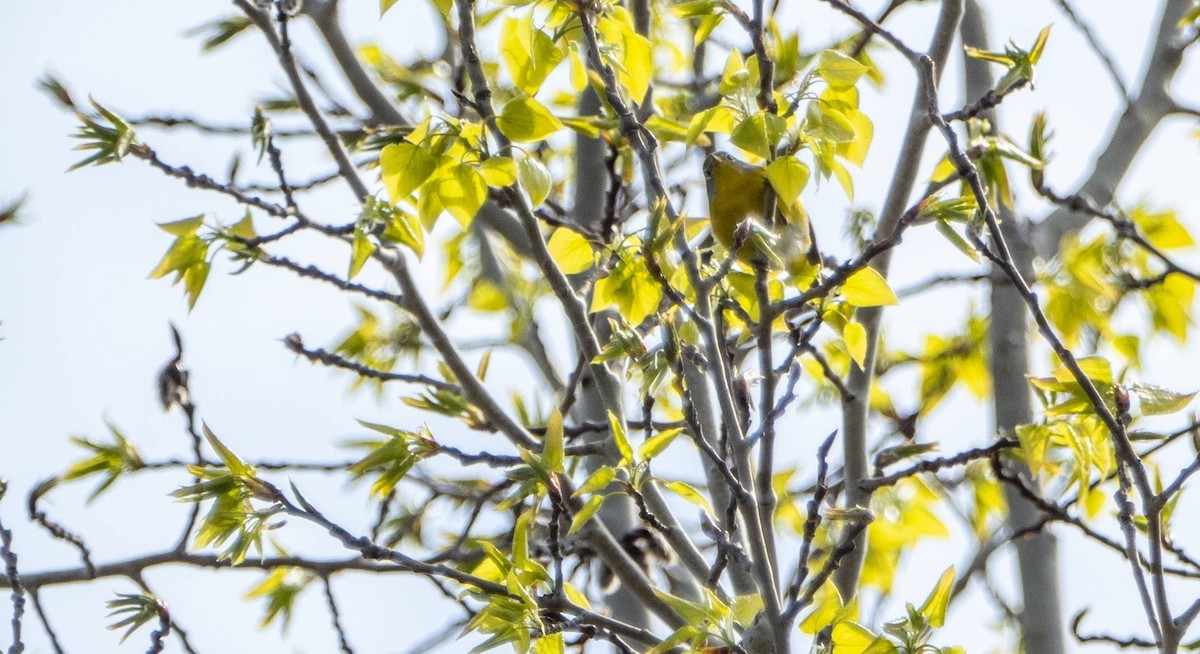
(1, 0, 1199, 652)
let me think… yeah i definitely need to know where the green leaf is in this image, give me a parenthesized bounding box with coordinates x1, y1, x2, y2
(800, 582, 846, 634)
(532, 633, 564, 654)
(70, 100, 137, 170)
(547, 228, 594, 274)
(106, 593, 165, 643)
(149, 235, 205, 279)
(497, 97, 564, 142)
(815, 49, 869, 90)
(1015, 424, 1053, 478)
(591, 253, 662, 325)
(1053, 356, 1113, 385)
(183, 260, 210, 310)
(918, 567, 955, 628)
(934, 219, 980, 262)
(434, 164, 487, 226)
(1029, 25, 1052, 64)
(245, 568, 313, 629)
(651, 589, 713, 625)
(599, 15, 652, 101)
(841, 267, 898, 307)
(830, 622, 898, 654)
(645, 626, 701, 654)
(805, 102, 857, 143)
(764, 157, 810, 208)
(480, 156, 518, 187)
(541, 408, 565, 473)
(203, 424, 254, 478)
(348, 422, 435, 497)
(731, 113, 786, 159)
(639, 427, 682, 461)
(380, 142, 436, 204)
(1133, 207, 1195, 250)
(569, 495, 606, 534)
(671, 0, 715, 18)
(563, 582, 591, 610)
(575, 466, 617, 495)
(381, 209, 426, 258)
(730, 593, 765, 627)
(349, 228, 374, 280)
(158, 215, 206, 237)
(1127, 382, 1196, 416)
(609, 411, 633, 464)
(844, 320, 867, 368)
(664, 480, 714, 515)
(518, 156, 552, 207)
(500, 15, 564, 95)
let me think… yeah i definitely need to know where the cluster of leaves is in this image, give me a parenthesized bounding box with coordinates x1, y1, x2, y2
(1020, 357, 1196, 514)
(148, 212, 259, 309)
(1041, 206, 1196, 352)
(803, 567, 959, 654)
(171, 426, 284, 565)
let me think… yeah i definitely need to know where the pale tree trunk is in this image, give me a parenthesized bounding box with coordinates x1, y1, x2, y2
(962, 4, 1065, 651)
(571, 85, 652, 628)
(970, 0, 1192, 649)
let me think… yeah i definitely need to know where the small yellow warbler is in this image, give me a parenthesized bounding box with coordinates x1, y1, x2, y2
(703, 152, 814, 269)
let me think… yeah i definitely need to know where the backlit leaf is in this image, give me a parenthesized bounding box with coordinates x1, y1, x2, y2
(841, 268, 899, 307)
(497, 97, 563, 142)
(380, 142, 436, 204)
(547, 228, 594, 274)
(844, 320, 867, 368)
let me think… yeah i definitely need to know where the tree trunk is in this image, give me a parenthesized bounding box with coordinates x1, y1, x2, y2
(963, 3, 1065, 651)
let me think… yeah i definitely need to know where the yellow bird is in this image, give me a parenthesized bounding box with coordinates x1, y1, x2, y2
(703, 152, 816, 270)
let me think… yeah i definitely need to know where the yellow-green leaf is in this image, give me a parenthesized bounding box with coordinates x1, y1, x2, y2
(158, 215, 205, 237)
(497, 97, 563, 142)
(918, 566, 955, 628)
(499, 15, 565, 95)
(575, 466, 617, 496)
(183, 261, 210, 310)
(609, 411, 633, 464)
(816, 49, 869, 90)
(620, 28, 652, 101)
(381, 209, 425, 258)
(563, 582, 590, 610)
(664, 480, 713, 515)
(480, 156, 518, 187)
(731, 112, 786, 159)
(541, 408, 565, 473)
(591, 256, 662, 325)
(380, 142, 436, 204)
(203, 424, 254, 478)
(830, 621, 898, 654)
(844, 320, 867, 368)
(1128, 382, 1197, 416)
(532, 633, 564, 654)
(764, 157, 810, 207)
(569, 495, 605, 534)
(639, 427, 682, 461)
(349, 228, 374, 280)
(518, 156, 551, 207)
(841, 267, 898, 307)
(434, 164, 487, 226)
(547, 227, 594, 274)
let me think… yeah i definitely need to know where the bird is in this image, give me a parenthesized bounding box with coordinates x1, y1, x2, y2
(703, 152, 820, 271)
(156, 323, 191, 414)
